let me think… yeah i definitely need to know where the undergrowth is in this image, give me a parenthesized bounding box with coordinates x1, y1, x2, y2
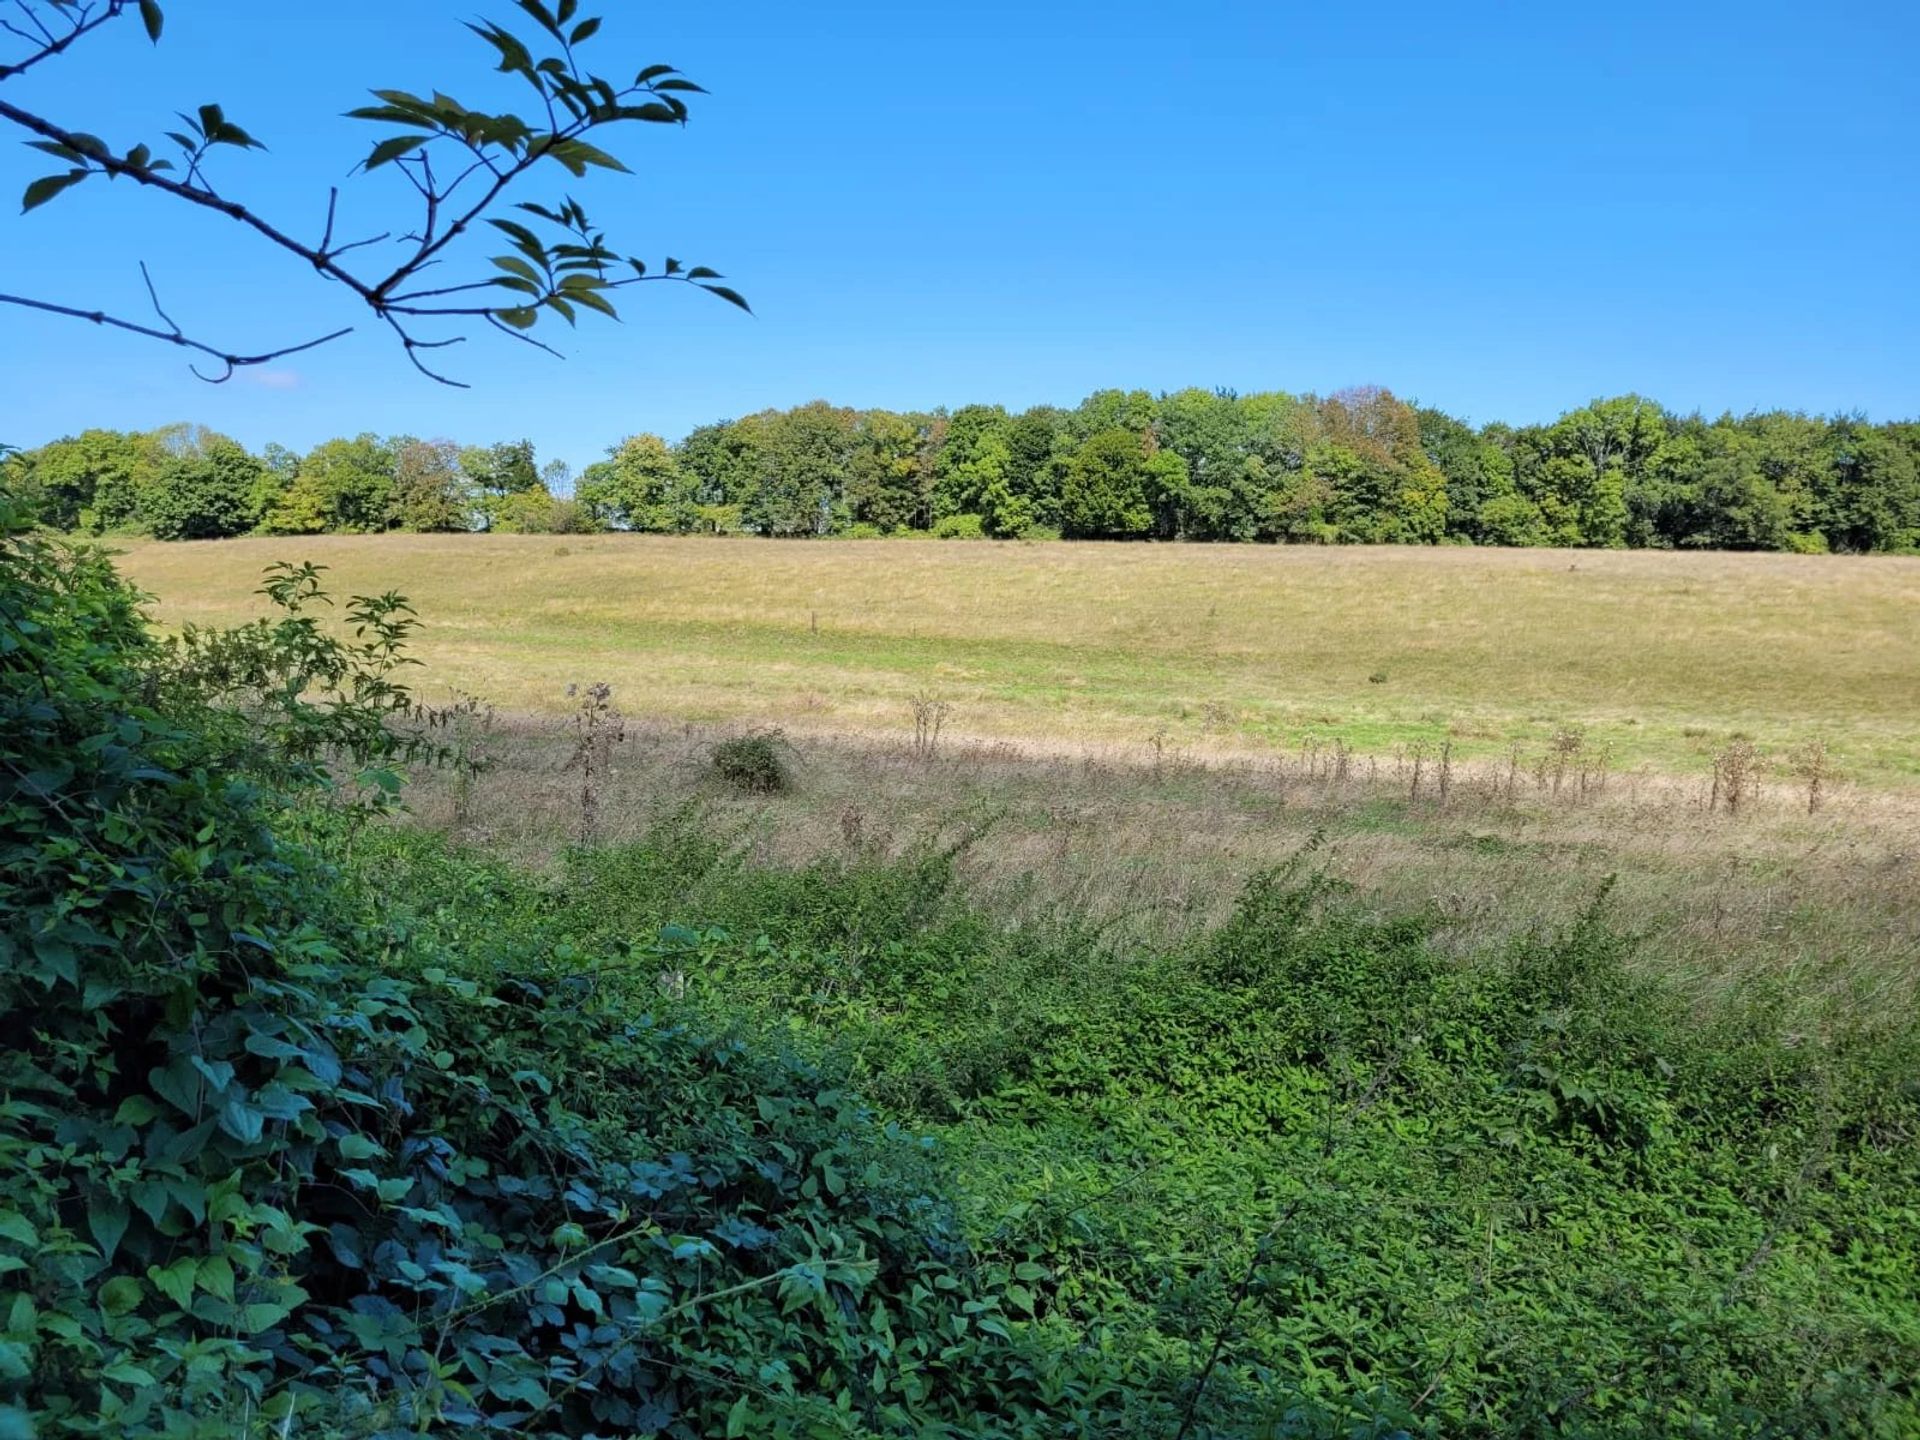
(355, 822, 1920, 1437)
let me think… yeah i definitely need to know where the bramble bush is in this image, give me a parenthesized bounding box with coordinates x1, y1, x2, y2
(0, 502, 1143, 1438)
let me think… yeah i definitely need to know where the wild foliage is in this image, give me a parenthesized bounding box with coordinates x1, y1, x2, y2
(373, 824, 1920, 1437)
(709, 731, 792, 795)
(0, 509, 1100, 1438)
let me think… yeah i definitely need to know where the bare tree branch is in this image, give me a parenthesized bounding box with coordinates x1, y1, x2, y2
(0, 286, 352, 380)
(0, 0, 130, 82)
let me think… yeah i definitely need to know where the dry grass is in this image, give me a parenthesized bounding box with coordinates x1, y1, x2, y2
(113, 534, 1920, 787)
(401, 713, 1920, 1018)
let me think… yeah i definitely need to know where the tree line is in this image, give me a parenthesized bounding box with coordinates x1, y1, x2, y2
(10, 386, 1919, 551)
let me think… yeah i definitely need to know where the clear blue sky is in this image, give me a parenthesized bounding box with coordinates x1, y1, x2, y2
(2, 0, 1916, 473)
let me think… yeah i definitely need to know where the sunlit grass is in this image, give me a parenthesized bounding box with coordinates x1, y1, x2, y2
(114, 533, 1920, 786)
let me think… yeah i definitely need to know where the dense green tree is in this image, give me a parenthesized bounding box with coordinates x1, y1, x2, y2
(1071, 387, 1156, 440)
(140, 437, 261, 540)
(1530, 395, 1667, 548)
(1155, 388, 1249, 491)
(845, 409, 930, 532)
(13, 428, 158, 532)
(388, 437, 473, 532)
(746, 402, 855, 537)
(1819, 420, 1920, 553)
(1312, 388, 1448, 543)
(932, 404, 1010, 520)
(1477, 491, 1550, 546)
(678, 417, 764, 515)
(263, 434, 396, 535)
(1003, 408, 1069, 526)
(578, 434, 699, 532)
(1062, 428, 1155, 538)
(489, 486, 598, 533)
(460, 439, 543, 531)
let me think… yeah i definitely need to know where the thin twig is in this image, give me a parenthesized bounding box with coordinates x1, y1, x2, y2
(0, 288, 351, 379)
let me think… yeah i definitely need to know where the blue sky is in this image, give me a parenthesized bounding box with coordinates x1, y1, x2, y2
(2, 0, 1916, 473)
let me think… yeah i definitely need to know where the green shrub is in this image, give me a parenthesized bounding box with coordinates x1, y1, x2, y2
(0, 505, 1103, 1439)
(711, 730, 793, 793)
(931, 512, 986, 540)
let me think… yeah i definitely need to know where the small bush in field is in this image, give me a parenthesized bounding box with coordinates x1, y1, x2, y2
(712, 730, 792, 793)
(932, 512, 986, 540)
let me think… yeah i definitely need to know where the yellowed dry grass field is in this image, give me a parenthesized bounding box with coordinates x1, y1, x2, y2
(115, 533, 1920, 788)
(400, 715, 1920, 1017)
(104, 533, 1920, 1004)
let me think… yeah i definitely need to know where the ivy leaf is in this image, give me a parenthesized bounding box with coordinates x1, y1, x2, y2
(21, 171, 88, 214)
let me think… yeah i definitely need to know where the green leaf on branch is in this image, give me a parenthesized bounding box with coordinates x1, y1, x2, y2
(363, 135, 428, 171)
(22, 171, 88, 213)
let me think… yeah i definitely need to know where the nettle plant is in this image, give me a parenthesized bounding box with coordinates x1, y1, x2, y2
(1, 0, 747, 385)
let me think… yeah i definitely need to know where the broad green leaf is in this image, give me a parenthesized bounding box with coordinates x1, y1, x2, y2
(21, 171, 87, 214)
(218, 1097, 264, 1144)
(363, 135, 428, 170)
(113, 1095, 160, 1125)
(195, 1253, 235, 1302)
(87, 1194, 130, 1260)
(99, 1276, 144, 1317)
(148, 1258, 197, 1309)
